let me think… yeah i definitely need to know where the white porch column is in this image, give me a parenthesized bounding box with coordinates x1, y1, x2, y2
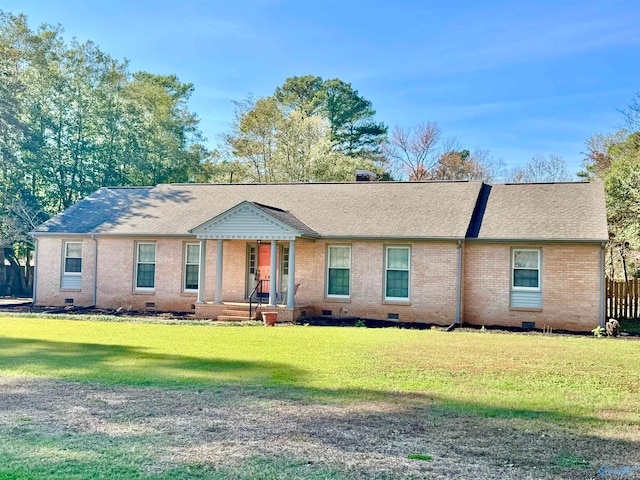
(196, 239, 207, 304)
(214, 239, 224, 304)
(287, 239, 296, 308)
(269, 240, 277, 306)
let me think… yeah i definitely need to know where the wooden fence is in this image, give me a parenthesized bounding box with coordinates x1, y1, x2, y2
(0, 264, 33, 297)
(606, 278, 640, 320)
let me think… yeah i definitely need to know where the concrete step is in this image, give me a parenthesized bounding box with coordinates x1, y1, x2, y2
(222, 309, 255, 317)
(217, 315, 257, 322)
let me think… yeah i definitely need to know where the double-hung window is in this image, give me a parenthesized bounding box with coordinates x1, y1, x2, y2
(511, 248, 542, 308)
(61, 241, 82, 289)
(136, 242, 156, 290)
(327, 245, 351, 298)
(184, 243, 200, 292)
(385, 246, 410, 301)
(64, 242, 82, 275)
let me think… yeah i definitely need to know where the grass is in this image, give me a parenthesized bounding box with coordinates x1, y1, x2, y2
(407, 454, 433, 461)
(0, 315, 639, 478)
(0, 316, 638, 421)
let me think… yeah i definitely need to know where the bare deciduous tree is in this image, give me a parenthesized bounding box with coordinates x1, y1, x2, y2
(621, 93, 640, 131)
(508, 154, 573, 183)
(384, 122, 442, 180)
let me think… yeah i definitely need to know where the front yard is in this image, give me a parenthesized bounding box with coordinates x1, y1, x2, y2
(0, 316, 638, 479)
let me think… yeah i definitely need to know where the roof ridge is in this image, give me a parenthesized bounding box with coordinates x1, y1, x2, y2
(163, 180, 475, 186)
(500, 181, 590, 186)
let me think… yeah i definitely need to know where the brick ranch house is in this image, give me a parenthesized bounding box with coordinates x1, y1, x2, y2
(31, 181, 608, 331)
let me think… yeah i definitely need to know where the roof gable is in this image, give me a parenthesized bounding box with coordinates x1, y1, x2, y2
(189, 201, 318, 240)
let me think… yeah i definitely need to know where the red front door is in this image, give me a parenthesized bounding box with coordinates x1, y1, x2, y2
(257, 245, 271, 290)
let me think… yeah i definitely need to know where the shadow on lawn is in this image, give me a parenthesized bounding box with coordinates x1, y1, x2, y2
(0, 335, 308, 388)
(0, 335, 638, 432)
(0, 336, 639, 478)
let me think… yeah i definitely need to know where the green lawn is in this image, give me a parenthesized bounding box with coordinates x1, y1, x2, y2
(0, 316, 638, 421)
(0, 315, 638, 479)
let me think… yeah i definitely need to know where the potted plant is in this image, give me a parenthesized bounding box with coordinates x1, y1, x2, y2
(262, 311, 278, 326)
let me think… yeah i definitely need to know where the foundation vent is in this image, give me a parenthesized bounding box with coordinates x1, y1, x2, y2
(387, 313, 399, 320)
(522, 321, 536, 329)
(64, 298, 74, 305)
(321, 310, 332, 316)
(145, 302, 156, 311)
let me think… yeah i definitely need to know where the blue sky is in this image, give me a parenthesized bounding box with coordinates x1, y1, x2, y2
(4, 0, 639, 176)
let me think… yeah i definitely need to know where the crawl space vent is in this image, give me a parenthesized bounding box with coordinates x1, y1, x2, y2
(321, 310, 332, 316)
(387, 313, 400, 320)
(522, 321, 536, 329)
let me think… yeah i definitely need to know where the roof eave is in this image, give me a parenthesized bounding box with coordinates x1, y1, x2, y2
(320, 235, 467, 241)
(467, 237, 608, 243)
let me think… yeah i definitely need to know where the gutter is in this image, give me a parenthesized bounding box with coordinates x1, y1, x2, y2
(456, 240, 463, 324)
(600, 242, 606, 328)
(32, 239, 38, 305)
(92, 235, 98, 306)
(465, 238, 608, 244)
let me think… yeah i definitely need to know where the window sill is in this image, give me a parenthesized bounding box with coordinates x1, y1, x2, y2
(383, 300, 411, 306)
(181, 292, 198, 297)
(60, 288, 81, 292)
(509, 307, 542, 312)
(324, 297, 351, 303)
(133, 290, 155, 295)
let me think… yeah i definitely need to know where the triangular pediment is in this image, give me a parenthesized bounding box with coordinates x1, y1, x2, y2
(189, 201, 315, 240)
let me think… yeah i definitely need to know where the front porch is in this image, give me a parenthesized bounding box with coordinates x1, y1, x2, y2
(195, 301, 311, 323)
(189, 201, 320, 322)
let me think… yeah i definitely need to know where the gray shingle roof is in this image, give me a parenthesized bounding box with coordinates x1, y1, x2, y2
(250, 203, 319, 237)
(33, 181, 483, 239)
(472, 182, 608, 241)
(32, 181, 608, 242)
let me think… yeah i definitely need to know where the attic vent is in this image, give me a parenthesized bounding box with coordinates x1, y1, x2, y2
(145, 302, 156, 311)
(355, 169, 377, 182)
(522, 321, 536, 329)
(64, 298, 74, 305)
(387, 313, 399, 320)
(322, 310, 332, 316)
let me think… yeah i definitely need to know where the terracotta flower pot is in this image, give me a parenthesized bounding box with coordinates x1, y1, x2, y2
(262, 311, 278, 326)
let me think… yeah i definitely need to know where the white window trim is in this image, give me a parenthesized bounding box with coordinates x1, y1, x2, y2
(384, 245, 411, 301)
(183, 242, 200, 293)
(511, 248, 541, 291)
(326, 245, 351, 299)
(63, 241, 83, 276)
(135, 242, 156, 291)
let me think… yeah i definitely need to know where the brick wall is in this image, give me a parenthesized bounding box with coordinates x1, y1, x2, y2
(463, 242, 602, 331)
(95, 237, 201, 312)
(293, 240, 459, 324)
(35, 236, 603, 331)
(35, 236, 461, 323)
(35, 237, 96, 306)
(183, 238, 461, 325)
